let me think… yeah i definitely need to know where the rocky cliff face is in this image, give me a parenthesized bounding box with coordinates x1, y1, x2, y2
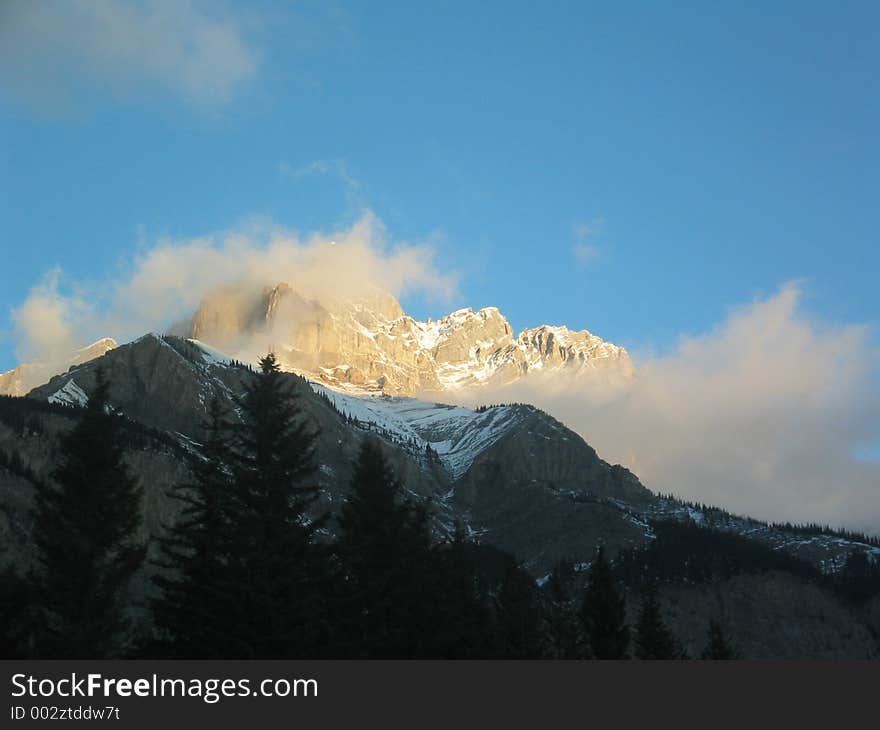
(0, 285, 631, 398)
(182, 284, 633, 395)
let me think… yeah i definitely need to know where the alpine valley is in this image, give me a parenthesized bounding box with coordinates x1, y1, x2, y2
(1, 284, 879, 658)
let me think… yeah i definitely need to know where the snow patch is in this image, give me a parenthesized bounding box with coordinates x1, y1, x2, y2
(187, 339, 234, 367)
(48, 379, 89, 407)
(311, 384, 526, 479)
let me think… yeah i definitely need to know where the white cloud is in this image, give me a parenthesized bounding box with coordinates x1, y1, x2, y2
(451, 284, 880, 533)
(279, 158, 362, 192)
(12, 211, 458, 367)
(0, 0, 259, 109)
(572, 220, 602, 265)
(10, 268, 89, 364)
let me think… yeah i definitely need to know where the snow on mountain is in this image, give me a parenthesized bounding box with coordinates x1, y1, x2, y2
(1, 284, 631, 402)
(311, 384, 529, 479)
(182, 283, 634, 396)
(48, 378, 89, 407)
(188, 339, 234, 367)
(145, 334, 532, 481)
(71, 338, 118, 366)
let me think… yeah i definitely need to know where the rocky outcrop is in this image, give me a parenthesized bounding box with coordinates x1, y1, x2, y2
(0, 284, 631, 398)
(181, 284, 634, 395)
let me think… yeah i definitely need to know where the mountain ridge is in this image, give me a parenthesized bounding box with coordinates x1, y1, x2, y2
(2, 333, 879, 658)
(0, 286, 632, 398)
(180, 283, 635, 395)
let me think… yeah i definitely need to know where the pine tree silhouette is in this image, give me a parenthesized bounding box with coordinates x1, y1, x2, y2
(223, 353, 327, 658)
(336, 438, 434, 657)
(544, 560, 582, 658)
(426, 524, 493, 658)
(149, 397, 236, 657)
(0, 565, 32, 658)
(701, 619, 739, 659)
(634, 584, 684, 659)
(495, 561, 545, 658)
(31, 370, 145, 658)
(581, 545, 629, 659)
(837, 550, 880, 604)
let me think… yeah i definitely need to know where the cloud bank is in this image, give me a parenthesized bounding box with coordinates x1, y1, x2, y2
(450, 284, 880, 532)
(0, 0, 258, 109)
(11, 212, 457, 365)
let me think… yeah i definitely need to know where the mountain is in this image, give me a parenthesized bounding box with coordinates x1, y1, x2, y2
(0, 284, 630, 398)
(2, 333, 879, 658)
(0, 338, 117, 397)
(177, 283, 633, 395)
(16, 333, 652, 571)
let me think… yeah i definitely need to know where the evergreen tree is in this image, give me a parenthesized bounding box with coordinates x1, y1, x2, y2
(31, 370, 145, 658)
(0, 566, 32, 658)
(495, 561, 545, 658)
(336, 438, 434, 657)
(427, 524, 493, 658)
(544, 560, 583, 658)
(581, 545, 629, 659)
(837, 550, 880, 604)
(633, 584, 683, 659)
(701, 619, 739, 660)
(223, 353, 327, 658)
(149, 397, 236, 657)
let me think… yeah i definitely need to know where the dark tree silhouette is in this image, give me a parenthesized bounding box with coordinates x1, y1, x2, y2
(31, 370, 145, 658)
(223, 353, 327, 658)
(427, 524, 494, 658)
(495, 560, 545, 658)
(581, 545, 629, 659)
(701, 619, 739, 660)
(149, 397, 236, 657)
(336, 438, 435, 657)
(544, 560, 582, 658)
(836, 550, 880, 604)
(0, 566, 33, 658)
(633, 584, 683, 659)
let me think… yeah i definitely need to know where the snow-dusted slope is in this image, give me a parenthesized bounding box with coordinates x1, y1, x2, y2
(169, 337, 530, 481)
(48, 378, 89, 407)
(312, 384, 529, 479)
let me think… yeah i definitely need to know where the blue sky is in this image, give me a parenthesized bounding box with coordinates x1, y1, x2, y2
(1, 0, 878, 370)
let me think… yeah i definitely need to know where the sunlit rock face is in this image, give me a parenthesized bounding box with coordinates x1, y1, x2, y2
(0, 338, 117, 397)
(0, 283, 631, 398)
(182, 283, 634, 395)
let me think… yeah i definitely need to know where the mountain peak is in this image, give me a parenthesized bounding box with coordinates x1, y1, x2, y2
(180, 283, 633, 395)
(0, 284, 631, 399)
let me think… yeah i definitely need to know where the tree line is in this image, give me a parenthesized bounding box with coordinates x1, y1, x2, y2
(1, 355, 737, 660)
(616, 518, 880, 607)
